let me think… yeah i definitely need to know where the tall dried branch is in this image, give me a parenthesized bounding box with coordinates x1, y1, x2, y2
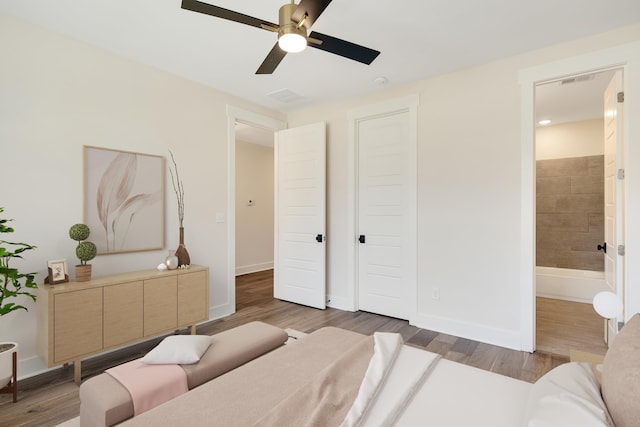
(169, 150, 185, 227)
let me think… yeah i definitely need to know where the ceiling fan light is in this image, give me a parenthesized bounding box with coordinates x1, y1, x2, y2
(277, 2, 307, 53)
(279, 32, 307, 53)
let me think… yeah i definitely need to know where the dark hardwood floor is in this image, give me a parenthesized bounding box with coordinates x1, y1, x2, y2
(2, 269, 575, 427)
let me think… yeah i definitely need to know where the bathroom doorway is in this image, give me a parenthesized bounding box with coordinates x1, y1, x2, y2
(534, 69, 621, 356)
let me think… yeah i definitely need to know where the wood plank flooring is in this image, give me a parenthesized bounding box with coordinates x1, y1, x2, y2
(2, 269, 601, 426)
(536, 296, 607, 357)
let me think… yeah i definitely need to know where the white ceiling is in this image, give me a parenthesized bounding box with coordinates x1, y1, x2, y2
(235, 122, 274, 147)
(536, 69, 617, 127)
(1, 0, 639, 121)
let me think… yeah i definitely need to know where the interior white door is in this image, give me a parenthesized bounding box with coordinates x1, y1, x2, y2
(603, 70, 624, 343)
(357, 110, 416, 320)
(274, 122, 326, 309)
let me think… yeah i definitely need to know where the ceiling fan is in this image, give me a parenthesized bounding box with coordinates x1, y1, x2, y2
(181, 0, 381, 74)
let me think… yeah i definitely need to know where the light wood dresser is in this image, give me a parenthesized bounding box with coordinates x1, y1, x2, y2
(36, 265, 209, 383)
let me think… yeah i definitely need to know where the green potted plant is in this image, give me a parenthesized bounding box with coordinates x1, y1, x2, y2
(69, 224, 97, 282)
(0, 207, 37, 392)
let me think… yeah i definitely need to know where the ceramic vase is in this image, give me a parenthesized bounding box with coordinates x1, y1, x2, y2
(175, 227, 190, 266)
(165, 250, 179, 270)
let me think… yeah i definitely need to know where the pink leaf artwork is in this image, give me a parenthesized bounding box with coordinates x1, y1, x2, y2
(95, 152, 159, 251)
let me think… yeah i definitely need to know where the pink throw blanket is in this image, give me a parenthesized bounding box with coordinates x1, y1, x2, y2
(106, 360, 188, 416)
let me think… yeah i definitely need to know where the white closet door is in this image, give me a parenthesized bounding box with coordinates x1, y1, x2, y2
(357, 107, 416, 320)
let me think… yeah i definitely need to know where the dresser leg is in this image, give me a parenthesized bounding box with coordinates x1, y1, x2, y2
(74, 359, 81, 384)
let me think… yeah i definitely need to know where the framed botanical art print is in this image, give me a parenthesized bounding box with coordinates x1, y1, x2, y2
(83, 146, 165, 254)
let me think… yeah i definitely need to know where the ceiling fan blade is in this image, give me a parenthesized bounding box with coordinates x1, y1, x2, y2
(181, 0, 277, 30)
(308, 31, 380, 65)
(256, 43, 288, 74)
(291, 0, 332, 29)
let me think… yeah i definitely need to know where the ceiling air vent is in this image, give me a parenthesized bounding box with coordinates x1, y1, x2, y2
(560, 74, 595, 85)
(266, 88, 305, 103)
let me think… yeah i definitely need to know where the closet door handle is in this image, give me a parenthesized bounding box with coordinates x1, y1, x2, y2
(358, 235, 365, 244)
(316, 234, 323, 243)
(597, 242, 607, 253)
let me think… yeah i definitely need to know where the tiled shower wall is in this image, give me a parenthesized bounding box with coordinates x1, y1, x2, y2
(536, 155, 604, 271)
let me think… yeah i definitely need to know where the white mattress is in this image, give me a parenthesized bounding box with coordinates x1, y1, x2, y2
(397, 356, 532, 426)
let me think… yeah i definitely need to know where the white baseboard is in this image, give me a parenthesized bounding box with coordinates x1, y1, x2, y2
(235, 262, 273, 276)
(17, 355, 54, 380)
(208, 303, 234, 321)
(413, 312, 522, 351)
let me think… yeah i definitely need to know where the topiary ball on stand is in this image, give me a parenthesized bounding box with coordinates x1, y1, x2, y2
(69, 224, 96, 282)
(76, 241, 97, 265)
(69, 224, 90, 242)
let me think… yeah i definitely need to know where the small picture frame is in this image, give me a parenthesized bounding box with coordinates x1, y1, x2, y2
(47, 259, 69, 284)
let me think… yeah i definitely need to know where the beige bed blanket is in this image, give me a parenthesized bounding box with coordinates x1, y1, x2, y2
(121, 327, 373, 427)
(255, 332, 442, 427)
(122, 326, 532, 427)
(251, 334, 374, 426)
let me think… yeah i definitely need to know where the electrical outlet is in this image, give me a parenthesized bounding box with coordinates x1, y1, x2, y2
(432, 287, 440, 301)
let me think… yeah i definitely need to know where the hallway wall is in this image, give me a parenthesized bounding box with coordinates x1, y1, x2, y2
(235, 140, 274, 275)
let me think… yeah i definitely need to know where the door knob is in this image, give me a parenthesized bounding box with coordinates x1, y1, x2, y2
(597, 242, 607, 253)
(316, 234, 323, 243)
(358, 235, 365, 244)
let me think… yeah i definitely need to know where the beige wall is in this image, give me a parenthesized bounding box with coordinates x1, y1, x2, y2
(0, 15, 284, 376)
(3, 11, 640, 376)
(536, 119, 604, 160)
(288, 25, 640, 348)
(235, 140, 274, 275)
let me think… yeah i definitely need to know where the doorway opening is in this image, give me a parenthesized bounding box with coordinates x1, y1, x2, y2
(225, 106, 285, 318)
(534, 68, 621, 357)
(234, 121, 275, 278)
(234, 121, 275, 313)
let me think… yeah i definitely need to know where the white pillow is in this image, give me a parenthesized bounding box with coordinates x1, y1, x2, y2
(523, 362, 613, 427)
(141, 335, 213, 365)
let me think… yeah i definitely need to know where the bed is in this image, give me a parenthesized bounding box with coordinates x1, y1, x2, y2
(117, 314, 640, 427)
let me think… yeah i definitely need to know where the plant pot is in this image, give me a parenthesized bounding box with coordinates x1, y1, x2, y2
(75, 264, 92, 282)
(0, 342, 17, 389)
